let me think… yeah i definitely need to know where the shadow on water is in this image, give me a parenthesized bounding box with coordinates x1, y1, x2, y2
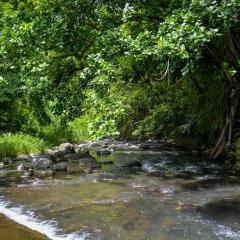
(0, 170, 22, 187)
(180, 177, 240, 191)
(199, 196, 240, 231)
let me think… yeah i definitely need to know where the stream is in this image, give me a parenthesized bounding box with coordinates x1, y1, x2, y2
(0, 142, 240, 240)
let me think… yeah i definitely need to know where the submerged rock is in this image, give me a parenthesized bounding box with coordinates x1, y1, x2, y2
(78, 156, 101, 171)
(66, 161, 81, 174)
(53, 162, 67, 171)
(96, 148, 113, 156)
(34, 170, 54, 178)
(119, 160, 142, 168)
(66, 155, 101, 173)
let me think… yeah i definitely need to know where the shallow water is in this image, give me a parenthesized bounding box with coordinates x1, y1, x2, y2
(0, 146, 240, 240)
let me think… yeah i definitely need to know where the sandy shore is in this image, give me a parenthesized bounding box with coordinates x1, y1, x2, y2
(0, 214, 49, 240)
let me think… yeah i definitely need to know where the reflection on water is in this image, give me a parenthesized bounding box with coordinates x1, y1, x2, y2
(0, 147, 240, 240)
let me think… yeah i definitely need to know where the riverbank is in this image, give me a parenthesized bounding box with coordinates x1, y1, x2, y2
(0, 214, 49, 240)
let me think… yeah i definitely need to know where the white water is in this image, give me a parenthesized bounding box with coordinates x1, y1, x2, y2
(0, 199, 89, 240)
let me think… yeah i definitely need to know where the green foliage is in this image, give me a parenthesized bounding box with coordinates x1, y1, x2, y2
(0, 133, 46, 159)
(22, 110, 91, 146)
(133, 103, 176, 137)
(68, 116, 91, 142)
(234, 139, 240, 171)
(1, 0, 240, 166)
(85, 86, 130, 139)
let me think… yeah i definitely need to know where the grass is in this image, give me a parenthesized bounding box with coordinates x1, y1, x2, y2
(68, 116, 92, 143)
(0, 133, 46, 159)
(35, 116, 91, 146)
(0, 116, 92, 159)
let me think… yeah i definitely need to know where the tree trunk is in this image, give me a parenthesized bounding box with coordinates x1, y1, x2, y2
(210, 90, 238, 159)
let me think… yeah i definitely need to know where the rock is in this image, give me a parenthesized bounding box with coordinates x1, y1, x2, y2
(77, 146, 90, 155)
(47, 148, 74, 162)
(0, 162, 4, 169)
(67, 161, 81, 174)
(128, 145, 141, 151)
(101, 160, 114, 165)
(32, 155, 53, 170)
(88, 141, 101, 148)
(58, 143, 75, 152)
(139, 143, 151, 150)
(47, 149, 62, 161)
(62, 153, 80, 161)
(96, 148, 113, 156)
(174, 172, 194, 180)
(78, 156, 101, 171)
(17, 164, 30, 171)
(64, 152, 100, 172)
(53, 162, 67, 171)
(16, 154, 32, 162)
(119, 160, 142, 168)
(176, 201, 199, 212)
(74, 143, 89, 153)
(47, 143, 75, 162)
(34, 170, 54, 178)
(2, 157, 13, 164)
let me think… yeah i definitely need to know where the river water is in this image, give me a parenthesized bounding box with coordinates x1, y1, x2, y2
(0, 144, 240, 240)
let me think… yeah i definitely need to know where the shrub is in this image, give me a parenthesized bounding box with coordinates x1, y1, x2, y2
(0, 133, 46, 159)
(234, 139, 240, 171)
(68, 116, 91, 142)
(132, 103, 176, 138)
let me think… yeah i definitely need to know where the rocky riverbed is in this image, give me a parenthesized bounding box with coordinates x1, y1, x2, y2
(1, 140, 173, 177)
(0, 140, 240, 240)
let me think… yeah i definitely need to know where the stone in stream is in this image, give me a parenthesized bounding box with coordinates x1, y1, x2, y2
(32, 154, 53, 170)
(34, 170, 54, 178)
(16, 154, 32, 162)
(74, 143, 90, 153)
(0, 162, 4, 169)
(118, 160, 142, 168)
(66, 155, 100, 173)
(47, 143, 75, 162)
(58, 143, 75, 152)
(66, 161, 81, 173)
(17, 164, 30, 171)
(95, 148, 113, 156)
(53, 162, 67, 171)
(2, 157, 13, 164)
(78, 156, 101, 171)
(62, 153, 80, 161)
(101, 160, 114, 165)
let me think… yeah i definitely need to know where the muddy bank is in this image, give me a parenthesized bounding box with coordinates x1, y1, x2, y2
(0, 214, 49, 240)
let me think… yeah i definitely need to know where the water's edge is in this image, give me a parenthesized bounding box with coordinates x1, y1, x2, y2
(0, 213, 49, 240)
(0, 200, 88, 240)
